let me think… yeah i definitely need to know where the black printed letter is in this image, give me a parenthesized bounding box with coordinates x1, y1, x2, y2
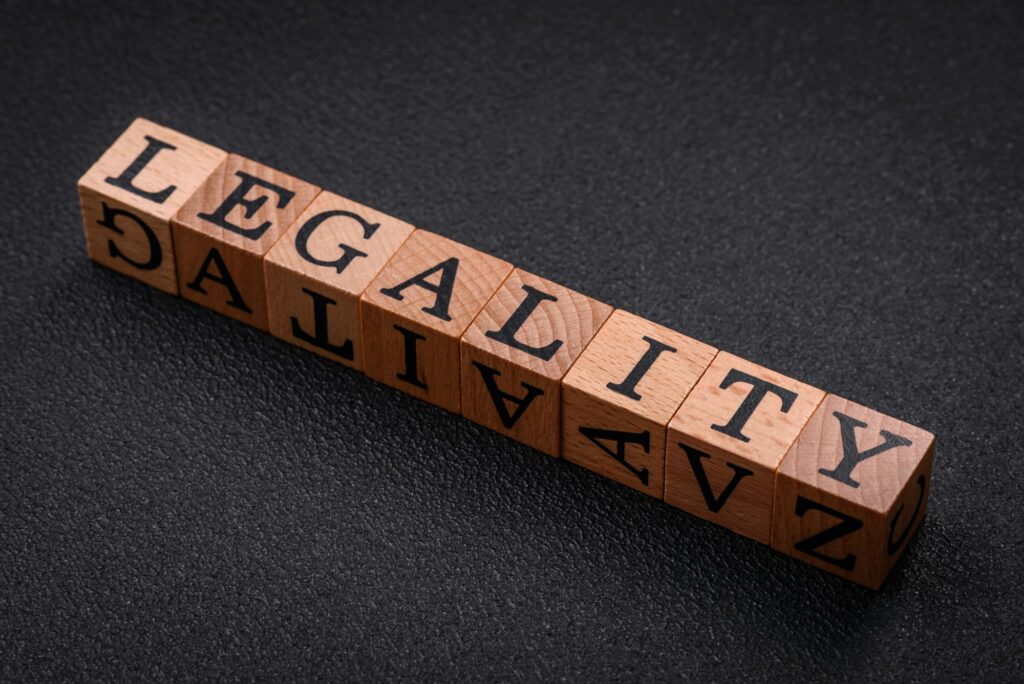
(484, 285, 562, 361)
(680, 442, 753, 513)
(294, 210, 377, 273)
(818, 412, 913, 488)
(380, 258, 459, 321)
(578, 427, 651, 485)
(104, 135, 177, 204)
(472, 361, 544, 428)
(710, 369, 797, 443)
(95, 202, 162, 270)
(394, 325, 428, 389)
(605, 336, 677, 400)
(887, 474, 926, 556)
(197, 171, 295, 240)
(290, 288, 353, 360)
(793, 496, 864, 571)
(186, 247, 252, 313)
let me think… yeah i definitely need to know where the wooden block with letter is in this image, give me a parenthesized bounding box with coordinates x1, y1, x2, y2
(461, 269, 613, 456)
(78, 118, 227, 294)
(664, 352, 825, 543)
(171, 154, 320, 329)
(359, 230, 513, 412)
(561, 310, 717, 498)
(264, 192, 415, 369)
(771, 394, 935, 588)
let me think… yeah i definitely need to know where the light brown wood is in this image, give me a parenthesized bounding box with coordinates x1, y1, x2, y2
(664, 352, 825, 543)
(460, 269, 613, 456)
(78, 118, 227, 294)
(561, 310, 717, 498)
(171, 154, 320, 329)
(264, 191, 415, 369)
(771, 394, 935, 589)
(359, 230, 513, 412)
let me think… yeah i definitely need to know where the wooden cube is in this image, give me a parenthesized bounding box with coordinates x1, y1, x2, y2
(359, 230, 513, 412)
(78, 118, 227, 294)
(171, 154, 320, 329)
(461, 269, 613, 456)
(664, 352, 825, 543)
(263, 192, 415, 369)
(561, 310, 717, 498)
(771, 394, 935, 588)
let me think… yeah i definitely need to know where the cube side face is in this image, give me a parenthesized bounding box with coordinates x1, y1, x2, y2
(173, 228, 270, 329)
(78, 118, 227, 293)
(460, 346, 561, 456)
(265, 260, 362, 368)
(663, 352, 825, 543)
(562, 385, 666, 498)
(263, 192, 416, 370)
(360, 300, 463, 412)
(79, 187, 179, 294)
(664, 433, 777, 542)
(772, 394, 936, 588)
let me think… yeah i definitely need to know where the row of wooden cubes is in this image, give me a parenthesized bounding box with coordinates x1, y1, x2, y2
(79, 118, 936, 589)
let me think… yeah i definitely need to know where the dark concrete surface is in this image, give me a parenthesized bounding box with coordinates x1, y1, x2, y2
(1, 1, 1021, 680)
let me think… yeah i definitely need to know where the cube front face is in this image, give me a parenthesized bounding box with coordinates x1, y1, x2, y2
(263, 192, 416, 369)
(665, 352, 825, 543)
(460, 269, 613, 456)
(78, 118, 227, 294)
(171, 154, 320, 329)
(772, 395, 935, 588)
(561, 310, 717, 497)
(359, 230, 513, 411)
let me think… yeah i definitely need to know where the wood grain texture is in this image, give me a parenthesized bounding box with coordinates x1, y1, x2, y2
(171, 154, 320, 329)
(78, 118, 227, 294)
(359, 230, 513, 412)
(664, 351, 825, 543)
(772, 394, 935, 589)
(460, 268, 613, 456)
(562, 310, 717, 497)
(264, 191, 415, 369)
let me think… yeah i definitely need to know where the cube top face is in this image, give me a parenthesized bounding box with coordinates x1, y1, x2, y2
(461, 269, 614, 381)
(172, 153, 320, 256)
(562, 309, 717, 425)
(264, 191, 416, 297)
(669, 352, 825, 470)
(78, 118, 227, 222)
(778, 394, 935, 514)
(361, 229, 513, 337)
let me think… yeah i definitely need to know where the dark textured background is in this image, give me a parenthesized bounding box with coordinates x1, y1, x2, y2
(2, 1, 1022, 680)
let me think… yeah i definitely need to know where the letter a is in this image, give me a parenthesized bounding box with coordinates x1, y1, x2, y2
(472, 361, 544, 428)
